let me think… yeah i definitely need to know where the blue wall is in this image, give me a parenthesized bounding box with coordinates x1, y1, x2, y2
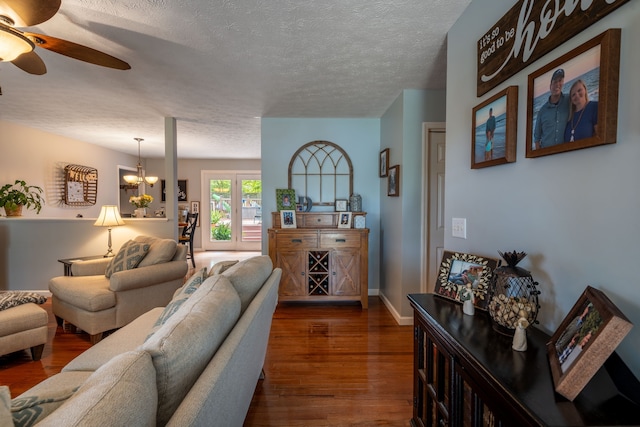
(261, 118, 381, 291)
(448, 0, 640, 376)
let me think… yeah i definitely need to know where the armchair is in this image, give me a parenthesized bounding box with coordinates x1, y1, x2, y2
(49, 236, 188, 344)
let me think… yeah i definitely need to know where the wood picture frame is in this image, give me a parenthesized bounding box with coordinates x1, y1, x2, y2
(547, 285, 632, 401)
(379, 148, 389, 177)
(526, 29, 620, 158)
(338, 212, 352, 229)
(190, 201, 200, 227)
(471, 86, 518, 169)
(387, 165, 400, 197)
(280, 210, 297, 228)
(276, 188, 296, 211)
(434, 250, 499, 311)
(335, 199, 348, 212)
(161, 179, 188, 202)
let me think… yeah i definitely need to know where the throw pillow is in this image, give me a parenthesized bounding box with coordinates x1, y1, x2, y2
(0, 292, 47, 311)
(11, 381, 82, 427)
(135, 236, 178, 267)
(0, 386, 12, 427)
(207, 260, 239, 277)
(146, 267, 207, 341)
(104, 240, 150, 279)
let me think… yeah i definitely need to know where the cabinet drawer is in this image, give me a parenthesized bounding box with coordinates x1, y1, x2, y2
(275, 232, 318, 249)
(320, 233, 360, 248)
(300, 214, 336, 228)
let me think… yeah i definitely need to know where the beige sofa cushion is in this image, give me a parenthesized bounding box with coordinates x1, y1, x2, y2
(11, 371, 91, 427)
(135, 236, 178, 267)
(104, 240, 150, 278)
(63, 308, 163, 372)
(147, 268, 207, 340)
(35, 350, 157, 427)
(207, 259, 239, 277)
(48, 276, 115, 312)
(142, 275, 241, 426)
(222, 255, 273, 312)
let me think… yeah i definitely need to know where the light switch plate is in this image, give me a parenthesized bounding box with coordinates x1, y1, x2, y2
(452, 218, 467, 239)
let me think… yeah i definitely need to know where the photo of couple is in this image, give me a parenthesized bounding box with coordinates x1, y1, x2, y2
(531, 45, 601, 150)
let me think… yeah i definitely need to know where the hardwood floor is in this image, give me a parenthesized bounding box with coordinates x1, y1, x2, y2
(1, 251, 414, 426)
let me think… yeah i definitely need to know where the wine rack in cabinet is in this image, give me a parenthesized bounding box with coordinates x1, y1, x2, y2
(268, 212, 369, 308)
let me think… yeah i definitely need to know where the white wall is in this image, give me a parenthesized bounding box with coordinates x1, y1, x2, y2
(145, 158, 261, 250)
(379, 90, 446, 321)
(261, 118, 381, 291)
(447, 1, 640, 377)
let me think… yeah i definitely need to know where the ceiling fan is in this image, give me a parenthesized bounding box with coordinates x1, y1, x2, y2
(0, 0, 130, 75)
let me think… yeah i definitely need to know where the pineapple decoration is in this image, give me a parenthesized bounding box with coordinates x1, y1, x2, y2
(487, 251, 541, 335)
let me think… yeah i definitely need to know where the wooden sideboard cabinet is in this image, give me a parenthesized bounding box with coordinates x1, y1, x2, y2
(268, 212, 369, 308)
(408, 293, 640, 427)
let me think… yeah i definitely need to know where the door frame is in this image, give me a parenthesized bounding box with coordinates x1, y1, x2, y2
(421, 122, 446, 293)
(200, 170, 261, 251)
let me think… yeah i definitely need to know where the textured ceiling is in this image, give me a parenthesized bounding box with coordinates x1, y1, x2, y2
(0, 0, 471, 159)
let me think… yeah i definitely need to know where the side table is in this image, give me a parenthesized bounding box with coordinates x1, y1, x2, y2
(57, 255, 104, 276)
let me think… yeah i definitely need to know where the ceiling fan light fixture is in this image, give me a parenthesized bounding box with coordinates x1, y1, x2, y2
(0, 25, 34, 61)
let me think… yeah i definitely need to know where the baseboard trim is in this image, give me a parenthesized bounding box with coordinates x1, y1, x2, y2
(378, 292, 413, 326)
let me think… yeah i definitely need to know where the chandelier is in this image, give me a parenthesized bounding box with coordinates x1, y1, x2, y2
(122, 138, 158, 188)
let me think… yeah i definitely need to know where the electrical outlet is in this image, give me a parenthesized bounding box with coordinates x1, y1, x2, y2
(452, 218, 467, 239)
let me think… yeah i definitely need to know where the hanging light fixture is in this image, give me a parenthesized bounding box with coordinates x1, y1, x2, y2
(0, 18, 35, 61)
(122, 138, 158, 188)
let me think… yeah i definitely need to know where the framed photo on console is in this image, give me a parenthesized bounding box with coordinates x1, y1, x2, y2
(434, 250, 499, 310)
(547, 285, 632, 401)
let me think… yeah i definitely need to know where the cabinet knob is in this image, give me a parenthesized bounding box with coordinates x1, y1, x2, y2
(292, 239, 302, 243)
(336, 239, 346, 242)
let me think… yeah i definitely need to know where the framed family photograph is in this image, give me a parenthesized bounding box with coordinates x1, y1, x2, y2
(387, 165, 400, 197)
(379, 148, 389, 177)
(338, 212, 352, 228)
(547, 286, 632, 401)
(526, 29, 621, 158)
(275, 188, 296, 211)
(471, 86, 518, 169)
(434, 250, 499, 311)
(280, 210, 297, 228)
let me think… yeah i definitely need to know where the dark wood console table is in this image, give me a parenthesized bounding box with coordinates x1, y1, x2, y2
(408, 293, 640, 426)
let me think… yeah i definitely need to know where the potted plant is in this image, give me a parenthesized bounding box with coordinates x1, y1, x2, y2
(0, 180, 45, 216)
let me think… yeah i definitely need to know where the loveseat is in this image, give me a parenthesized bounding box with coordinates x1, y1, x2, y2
(49, 236, 188, 344)
(2, 255, 281, 427)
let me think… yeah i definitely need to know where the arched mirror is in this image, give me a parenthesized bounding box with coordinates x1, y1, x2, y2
(288, 141, 353, 207)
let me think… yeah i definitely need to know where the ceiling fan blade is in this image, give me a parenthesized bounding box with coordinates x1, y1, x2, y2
(11, 50, 46, 75)
(24, 32, 131, 70)
(0, 0, 61, 27)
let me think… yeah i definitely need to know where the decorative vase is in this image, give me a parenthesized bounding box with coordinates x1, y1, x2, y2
(487, 251, 540, 336)
(134, 208, 147, 218)
(4, 204, 23, 217)
(349, 194, 362, 212)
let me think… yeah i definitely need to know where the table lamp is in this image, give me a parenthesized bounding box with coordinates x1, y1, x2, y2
(94, 205, 125, 257)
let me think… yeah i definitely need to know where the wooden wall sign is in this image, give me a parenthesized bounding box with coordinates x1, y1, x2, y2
(477, 0, 630, 97)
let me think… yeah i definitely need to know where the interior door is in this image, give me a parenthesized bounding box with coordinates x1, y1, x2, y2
(201, 171, 261, 251)
(421, 123, 446, 293)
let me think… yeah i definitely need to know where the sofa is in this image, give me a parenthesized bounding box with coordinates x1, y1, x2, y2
(2, 255, 281, 427)
(49, 236, 188, 344)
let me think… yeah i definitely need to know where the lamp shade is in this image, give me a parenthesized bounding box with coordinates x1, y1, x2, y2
(94, 205, 125, 227)
(0, 26, 34, 61)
